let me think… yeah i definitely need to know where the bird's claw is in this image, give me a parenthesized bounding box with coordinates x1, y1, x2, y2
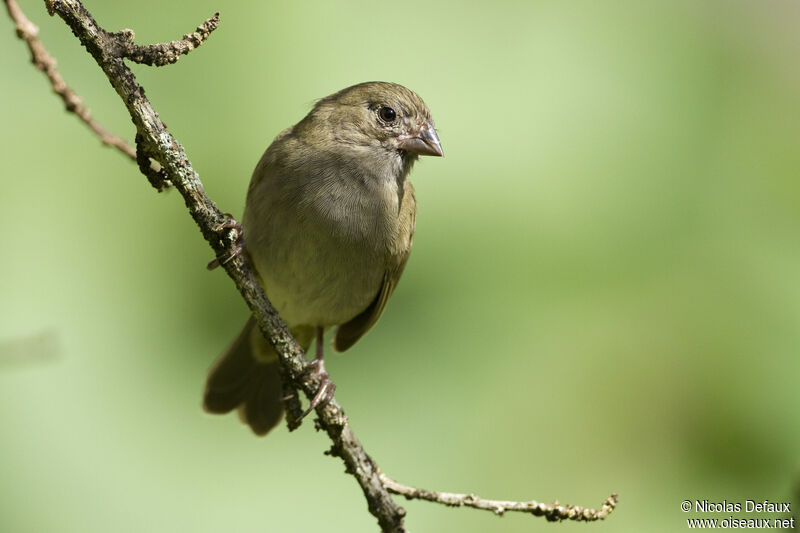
(207, 213, 245, 270)
(299, 359, 336, 419)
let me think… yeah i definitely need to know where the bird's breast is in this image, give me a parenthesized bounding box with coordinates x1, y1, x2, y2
(244, 159, 412, 329)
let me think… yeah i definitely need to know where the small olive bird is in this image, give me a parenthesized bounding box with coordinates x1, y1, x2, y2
(203, 82, 442, 435)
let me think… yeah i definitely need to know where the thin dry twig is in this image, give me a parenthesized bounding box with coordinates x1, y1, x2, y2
(380, 473, 618, 522)
(5, 1, 619, 531)
(4, 0, 135, 160)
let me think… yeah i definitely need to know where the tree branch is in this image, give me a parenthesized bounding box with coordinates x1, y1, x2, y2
(108, 12, 219, 66)
(380, 473, 618, 522)
(37, 0, 406, 530)
(5, 1, 619, 530)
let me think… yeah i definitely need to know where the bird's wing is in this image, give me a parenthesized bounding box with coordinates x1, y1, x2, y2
(334, 182, 416, 352)
(333, 256, 409, 352)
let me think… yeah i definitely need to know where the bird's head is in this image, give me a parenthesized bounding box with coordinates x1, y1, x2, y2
(300, 81, 443, 163)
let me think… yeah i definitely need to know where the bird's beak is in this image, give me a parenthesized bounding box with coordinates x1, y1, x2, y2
(399, 121, 443, 157)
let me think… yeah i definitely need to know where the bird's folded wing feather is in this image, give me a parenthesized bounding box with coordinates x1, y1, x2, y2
(334, 183, 416, 351)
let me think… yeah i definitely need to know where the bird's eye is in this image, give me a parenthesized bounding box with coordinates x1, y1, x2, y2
(378, 106, 397, 123)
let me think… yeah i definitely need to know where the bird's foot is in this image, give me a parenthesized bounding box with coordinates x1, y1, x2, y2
(299, 358, 336, 420)
(207, 213, 244, 270)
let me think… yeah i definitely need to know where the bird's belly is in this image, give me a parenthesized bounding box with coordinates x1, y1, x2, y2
(253, 226, 384, 329)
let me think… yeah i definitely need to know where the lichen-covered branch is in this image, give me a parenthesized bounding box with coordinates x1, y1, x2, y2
(6, 1, 619, 531)
(379, 473, 618, 522)
(113, 12, 219, 66)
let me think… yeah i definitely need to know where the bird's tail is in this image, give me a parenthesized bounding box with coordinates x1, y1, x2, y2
(203, 317, 286, 436)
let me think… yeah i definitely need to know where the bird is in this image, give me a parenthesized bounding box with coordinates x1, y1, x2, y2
(203, 81, 442, 436)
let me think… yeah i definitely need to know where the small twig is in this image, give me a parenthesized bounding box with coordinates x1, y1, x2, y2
(379, 473, 618, 522)
(135, 133, 170, 191)
(4, 0, 134, 160)
(280, 373, 304, 431)
(3, 0, 167, 183)
(113, 12, 219, 66)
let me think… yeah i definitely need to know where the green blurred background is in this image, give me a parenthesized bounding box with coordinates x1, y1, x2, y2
(2, 1, 799, 531)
